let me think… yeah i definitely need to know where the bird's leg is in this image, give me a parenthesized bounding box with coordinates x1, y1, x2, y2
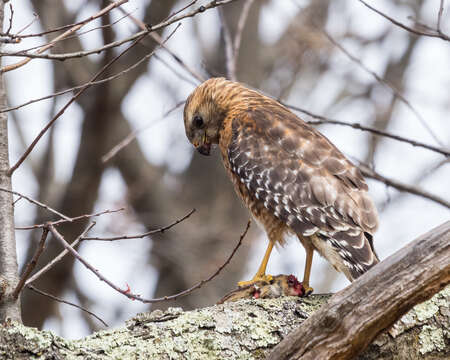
(238, 239, 275, 287)
(302, 246, 314, 295)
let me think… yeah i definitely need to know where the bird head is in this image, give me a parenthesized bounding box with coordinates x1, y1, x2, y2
(183, 78, 228, 156)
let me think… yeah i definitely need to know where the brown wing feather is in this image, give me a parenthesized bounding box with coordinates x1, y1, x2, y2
(227, 105, 379, 279)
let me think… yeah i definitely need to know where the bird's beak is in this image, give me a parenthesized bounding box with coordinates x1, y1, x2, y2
(195, 133, 211, 156)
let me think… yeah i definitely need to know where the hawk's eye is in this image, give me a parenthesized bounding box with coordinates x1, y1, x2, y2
(193, 115, 204, 128)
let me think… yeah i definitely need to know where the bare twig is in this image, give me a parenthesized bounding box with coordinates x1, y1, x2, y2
(48, 220, 250, 304)
(16, 208, 124, 230)
(101, 100, 185, 163)
(12, 196, 23, 206)
(5, 3, 13, 36)
(83, 208, 195, 241)
(16, 12, 39, 36)
(233, 0, 254, 74)
(145, 220, 251, 303)
(2, 9, 136, 55)
(25, 223, 96, 286)
(219, 8, 236, 81)
(12, 228, 49, 299)
(282, 103, 450, 157)
(0, 0, 239, 63)
(163, 0, 198, 23)
(358, 163, 450, 209)
(379, 158, 450, 211)
(7, 32, 148, 175)
(26, 284, 108, 327)
(153, 54, 199, 86)
(27, 210, 194, 285)
(321, 29, 444, 147)
(0, 0, 129, 73)
(1, 35, 174, 114)
(116, 6, 204, 83)
(0, 188, 71, 221)
(357, 0, 450, 42)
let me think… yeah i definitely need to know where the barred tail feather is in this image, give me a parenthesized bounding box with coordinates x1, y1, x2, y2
(314, 231, 379, 281)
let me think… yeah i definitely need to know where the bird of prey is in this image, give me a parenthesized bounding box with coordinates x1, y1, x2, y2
(183, 78, 379, 294)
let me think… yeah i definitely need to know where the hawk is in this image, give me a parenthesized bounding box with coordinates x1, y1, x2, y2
(183, 78, 379, 293)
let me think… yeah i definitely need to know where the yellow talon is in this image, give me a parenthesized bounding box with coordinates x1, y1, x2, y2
(238, 274, 273, 288)
(302, 284, 314, 296)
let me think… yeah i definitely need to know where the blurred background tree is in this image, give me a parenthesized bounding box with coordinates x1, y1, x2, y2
(1, 0, 448, 338)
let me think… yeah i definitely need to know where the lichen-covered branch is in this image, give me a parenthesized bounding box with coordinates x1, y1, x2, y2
(0, 287, 448, 359)
(270, 221, 450, 360)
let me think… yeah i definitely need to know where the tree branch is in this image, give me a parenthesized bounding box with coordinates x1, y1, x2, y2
(12, 228, 48, 299)
(283, 103, 450, 157)
(0, 0, 129, 73)
(269, 220, 450, 360)
(357, 0, 450, 42)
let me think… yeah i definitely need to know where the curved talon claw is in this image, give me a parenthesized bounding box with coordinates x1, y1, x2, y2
(238, 274, 274, 288)
(302, 285, 314, 296)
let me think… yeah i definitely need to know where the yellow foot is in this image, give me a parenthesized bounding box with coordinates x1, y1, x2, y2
(302, 284, 314, 296)
(238, 274, 274, 288)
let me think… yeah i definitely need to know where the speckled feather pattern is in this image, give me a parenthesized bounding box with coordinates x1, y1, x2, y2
(187, 78, 379, 280)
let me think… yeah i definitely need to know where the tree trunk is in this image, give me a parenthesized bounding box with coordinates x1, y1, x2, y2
(0, 287, 448, 359)
(0, 2, 21, 323)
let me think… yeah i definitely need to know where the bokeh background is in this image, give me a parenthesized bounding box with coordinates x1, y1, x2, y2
(2, 0, 449, 338)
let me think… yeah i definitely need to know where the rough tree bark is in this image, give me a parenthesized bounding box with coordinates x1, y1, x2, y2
(0, 1, 21, 323)
(0, 222, 448, 359)
(0, 287, 448, 359)
(269, 220, 450, 360)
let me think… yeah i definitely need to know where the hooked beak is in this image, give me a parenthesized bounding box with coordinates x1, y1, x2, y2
(194, 133, 211, 156)
(196, 142, 211, 156)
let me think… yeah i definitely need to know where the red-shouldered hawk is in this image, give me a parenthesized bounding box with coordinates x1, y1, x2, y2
(183, 77, 379, 293)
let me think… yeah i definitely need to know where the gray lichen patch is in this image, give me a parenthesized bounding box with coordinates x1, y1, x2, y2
(74, 296, 315, 359)
(1, 288, 449, 359)
(419, 325, 446, 355)
(389, 285, 450, 338)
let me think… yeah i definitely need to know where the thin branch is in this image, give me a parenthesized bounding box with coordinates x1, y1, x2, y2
(379, 158, 450, 211)
(233, 0, 254, 74)
(0, 0, 129, 73)
(7, 32, 148, 175)
(282, 103, 450, 157)
(116, 6, 204, 83)
(219, 8, 236, 81)
(145, 220, 250, 303)
(47, 220, 250, 304)
(321, 29, 445, 147)
(82, 208, 195, 241)
(0, 0, 240, 64)
(101, 100, 185, 163)
(0, 188, 71, 221)
(358, 163, 450, 209)
(152, 54, 199, 86)
(5, 3, 13, 36)
(27, 210, 195, 285)
(12, 228, 49, 299)
(25, 223, 96, 286)
(16, 208, 124, 230)
(26, 285, 108, 327)
(163, 0, 198, 23)
(1, 9, 136, 56)
(17, 14, 39, 35)
(357, 0, 450, 42)
(1, 34, 173, 114)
